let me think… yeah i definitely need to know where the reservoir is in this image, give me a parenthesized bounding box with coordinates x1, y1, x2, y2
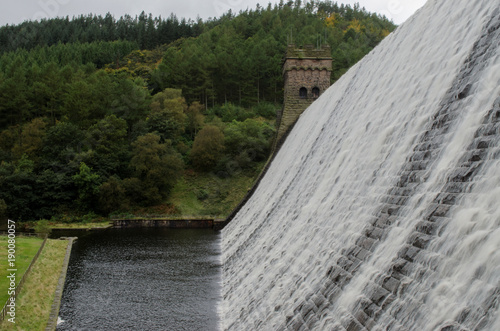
(56, 228, 221, 330)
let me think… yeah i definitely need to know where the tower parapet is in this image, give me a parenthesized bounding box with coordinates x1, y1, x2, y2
(277, 44, 332, 141)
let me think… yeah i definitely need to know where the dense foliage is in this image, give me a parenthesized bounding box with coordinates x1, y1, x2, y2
(0, 1, 396, 221)
(153, 1, 395, 105)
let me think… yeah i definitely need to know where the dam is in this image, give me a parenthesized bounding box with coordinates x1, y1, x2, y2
(222, 0, 500, 330)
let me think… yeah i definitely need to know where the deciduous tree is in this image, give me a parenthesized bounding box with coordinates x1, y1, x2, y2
(72, 162, 101, 210)
(129, 133, 184, 204)
(191, 125, 225, 171)
(147, 88, 187, 141)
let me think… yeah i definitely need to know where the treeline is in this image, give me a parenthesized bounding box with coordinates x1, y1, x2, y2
(0, 12, 212, 52)
(151, 0, 396, 106)
(0, 1, 395, 221)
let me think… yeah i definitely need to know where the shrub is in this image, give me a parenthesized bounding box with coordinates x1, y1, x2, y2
(252, 102, 278, 119)
(191, 125, 225, 171)
(34, 219, 51, 236)
(208, 103, 257, 122)
(224, 119, 275, 166)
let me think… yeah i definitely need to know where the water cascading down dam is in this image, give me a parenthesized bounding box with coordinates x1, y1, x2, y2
(222, 0, 500, 330)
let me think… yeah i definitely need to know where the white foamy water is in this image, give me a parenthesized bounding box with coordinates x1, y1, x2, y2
(222, 0, 500, 330)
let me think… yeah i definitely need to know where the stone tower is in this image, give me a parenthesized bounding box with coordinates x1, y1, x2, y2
(277, 44, 332, 141)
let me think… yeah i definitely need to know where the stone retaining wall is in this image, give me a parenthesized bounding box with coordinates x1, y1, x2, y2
(112, 218, 214, 228)
(46, 237, 76, 331)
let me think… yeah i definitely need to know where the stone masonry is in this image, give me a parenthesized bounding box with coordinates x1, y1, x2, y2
(277, 44, 332, 141)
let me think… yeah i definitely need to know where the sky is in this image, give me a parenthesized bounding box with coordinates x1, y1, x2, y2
(0, 0, 427, 27)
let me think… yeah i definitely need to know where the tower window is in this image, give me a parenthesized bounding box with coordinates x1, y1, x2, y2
(312, 87, 320, 99)
(299, 87, 308, 99)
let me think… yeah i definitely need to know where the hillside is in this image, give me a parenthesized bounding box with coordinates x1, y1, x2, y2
(0, 1, 396, 222)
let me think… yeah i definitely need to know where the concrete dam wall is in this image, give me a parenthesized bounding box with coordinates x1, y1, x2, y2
(222, 0, 500, 330)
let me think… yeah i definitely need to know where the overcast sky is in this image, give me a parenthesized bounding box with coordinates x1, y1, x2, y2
(0, 0, 427, 27)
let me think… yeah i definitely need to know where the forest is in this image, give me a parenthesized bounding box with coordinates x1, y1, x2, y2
(0, 1, 396, 222)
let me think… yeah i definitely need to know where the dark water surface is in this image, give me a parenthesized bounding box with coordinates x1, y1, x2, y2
(56, 228, 221, 331)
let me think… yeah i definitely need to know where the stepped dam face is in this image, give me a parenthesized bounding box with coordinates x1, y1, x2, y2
(222, 0, 500, 330)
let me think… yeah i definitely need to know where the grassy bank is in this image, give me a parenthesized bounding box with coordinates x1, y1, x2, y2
(0, 236, 44, 305)
(0, 239, 68, 330)
(167, 166, 263, 217)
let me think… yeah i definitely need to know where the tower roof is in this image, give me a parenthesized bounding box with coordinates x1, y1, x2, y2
(285, 44, 332, 60)
(283, 44, 333, 75)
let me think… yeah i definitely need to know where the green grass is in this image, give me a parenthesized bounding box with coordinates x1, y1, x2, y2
(0, 239, 68, 330)
(0, 236, 44, 306)
(167, 164, 264, 217)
